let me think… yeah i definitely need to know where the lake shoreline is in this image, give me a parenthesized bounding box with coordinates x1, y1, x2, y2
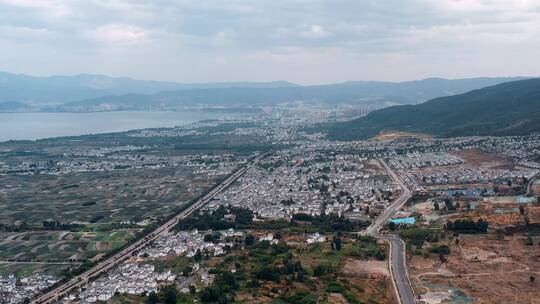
(0, 111, 241, 142)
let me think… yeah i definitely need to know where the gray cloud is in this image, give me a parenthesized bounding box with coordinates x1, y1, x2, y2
(0, 0, 539, 84)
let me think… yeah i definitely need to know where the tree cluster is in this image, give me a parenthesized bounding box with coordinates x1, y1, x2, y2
(291, 213, 369, 232)
(175, 205, 254, 231)
(446, 218, 488, 234)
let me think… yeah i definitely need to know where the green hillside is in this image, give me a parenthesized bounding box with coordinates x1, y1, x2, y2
(328, 78, 540, 140)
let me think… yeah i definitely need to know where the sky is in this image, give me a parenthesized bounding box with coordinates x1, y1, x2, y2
(0, 0, 539, 84)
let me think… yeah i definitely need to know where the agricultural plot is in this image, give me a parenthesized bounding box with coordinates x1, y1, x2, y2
(0, 167, 215, 226)
(0, 129, 257, 283)
(0, 263, 69, 278)
(0, 230, 138, 278)
(0, 230, 137, 262)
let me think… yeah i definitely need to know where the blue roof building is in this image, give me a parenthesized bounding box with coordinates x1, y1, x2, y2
(389, 217, 416, 225)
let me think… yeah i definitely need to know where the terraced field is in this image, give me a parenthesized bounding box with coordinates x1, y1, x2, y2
(0, 167, 213, 226)
(0, 230, 140, 277)
(0, 230, 137, 261)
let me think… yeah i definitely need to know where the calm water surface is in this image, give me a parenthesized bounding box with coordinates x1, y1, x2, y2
(0, 111, 237, 142)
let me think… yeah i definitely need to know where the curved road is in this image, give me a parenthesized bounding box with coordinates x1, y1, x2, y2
(363, 159, 412, 236)
(363, 159, 416, 304)
(526, 173, 539, 195)
(31, 153, 265, 304)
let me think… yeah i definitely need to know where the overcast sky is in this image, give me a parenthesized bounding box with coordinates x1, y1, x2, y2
(0, 0, 539, 84)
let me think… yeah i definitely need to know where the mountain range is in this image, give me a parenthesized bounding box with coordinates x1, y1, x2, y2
(0, 71, 527, 110)
(59, 77, 527, 111)
(327, 78, 540, 140)
(0, 100, 32, 112)
(0, 71, 296, 105)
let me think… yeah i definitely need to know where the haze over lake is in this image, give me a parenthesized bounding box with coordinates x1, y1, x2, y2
(0, 111, 237, 142)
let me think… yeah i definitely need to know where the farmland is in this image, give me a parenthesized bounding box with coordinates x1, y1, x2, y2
(0, 122, 267, 281)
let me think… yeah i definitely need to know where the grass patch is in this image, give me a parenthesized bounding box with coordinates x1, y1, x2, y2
(150, 255, 192, 274)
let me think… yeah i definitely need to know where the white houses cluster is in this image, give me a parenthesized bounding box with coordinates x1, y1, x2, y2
(0, 274, 58, 304)
(62, 263, 175, 304)
(206, 149, 398, 220)
(139, 229, 243, 259)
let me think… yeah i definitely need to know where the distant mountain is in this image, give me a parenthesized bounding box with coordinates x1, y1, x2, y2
(60, 77, 528, 111)
(0, 71, 298, 105)
(327, 78, 540, 140)
(0, 101, 32, 112)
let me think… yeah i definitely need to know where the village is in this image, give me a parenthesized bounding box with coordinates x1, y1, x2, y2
(57, 227, 338, 304)
(2, 130, 540, 303)
(59, 229, 245, 304)
(0, 146, 245, 177)
(0, 273, 58, 304)
(206, 148, 400, 221)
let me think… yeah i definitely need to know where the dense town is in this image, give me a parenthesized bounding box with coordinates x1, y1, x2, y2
(206, 148, 399, 220)
(1, 118, 540, 304)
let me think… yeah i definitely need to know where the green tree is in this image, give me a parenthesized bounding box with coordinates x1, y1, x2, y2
(439, 253, 447, 263)
(333, 236, 342, 250)
(444, 199, 455, 210)
(164, 287, 177, 304)
(313, 265, 326, 277)
(256, 266, 281, 282)
(296, 271, 305, 282)
(284, 260, 295, 274)
(200, 286, 223, 303)
(244, 234, 255, 246)
(147, 292, 159, 304)
(221, 272, 238, 289)
(194, 249, 202, 262)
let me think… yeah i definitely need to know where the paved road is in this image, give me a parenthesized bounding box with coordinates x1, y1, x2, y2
(363, 159, 416, 304)
(384, 234, 416, 304)
(526, 173, 539, 195)
(363, 159, 412, 236)
(31, 153, 265, 304)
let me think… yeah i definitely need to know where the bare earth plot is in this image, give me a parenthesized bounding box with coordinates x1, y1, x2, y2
(409, 233, 540, 304)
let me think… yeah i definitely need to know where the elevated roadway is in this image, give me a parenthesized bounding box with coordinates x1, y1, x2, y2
(31, 153, 265, 304)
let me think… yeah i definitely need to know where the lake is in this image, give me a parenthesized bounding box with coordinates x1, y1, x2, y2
(0, 111, 239, 142)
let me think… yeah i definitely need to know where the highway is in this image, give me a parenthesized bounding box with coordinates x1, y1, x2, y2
(362, 159, 416, 304)
(31, 153, 265, 304)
